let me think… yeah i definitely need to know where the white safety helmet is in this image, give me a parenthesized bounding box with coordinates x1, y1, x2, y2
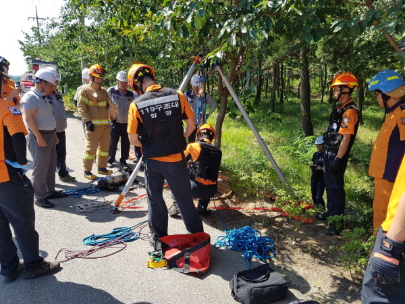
(315, 136, 324, 145)
(82, 68, 90, 80)
(44, 67, 61, 81)
(34, 68, 57, 86)
(116, 71, 128, 82)
(191, 74, 200, 87)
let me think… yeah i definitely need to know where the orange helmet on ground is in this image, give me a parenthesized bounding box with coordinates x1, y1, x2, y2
(330, 72, 358, 88)
(197, 124, 216, 141)
(89, 64, 106, 78)
(127, 63, 156, 94)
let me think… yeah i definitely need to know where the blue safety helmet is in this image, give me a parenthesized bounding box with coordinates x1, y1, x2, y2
(368, 70, 405, 97)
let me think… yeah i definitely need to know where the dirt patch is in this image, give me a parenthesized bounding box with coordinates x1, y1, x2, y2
(206, 188, 363, 304)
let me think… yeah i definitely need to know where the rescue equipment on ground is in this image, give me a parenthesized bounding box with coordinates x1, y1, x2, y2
(75, 197, 112, 213)
(111, 156, 144, 214)
(214, 226, 276, 269)
(147, 250, 168, 268)
(55, 221, 148, 262)
(229, 264, 289, 304)
(159, 232, 211, 277)
(214, 61, 289, 187)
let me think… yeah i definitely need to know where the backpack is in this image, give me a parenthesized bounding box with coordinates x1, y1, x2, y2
(160, 232, 211, 277)
(229, 264, 288, 304)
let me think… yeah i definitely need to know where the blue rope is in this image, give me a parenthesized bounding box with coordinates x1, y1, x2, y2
(59, 179, 102, 198)
(82, 221, 148, 246)
(213, 198, 276, 269)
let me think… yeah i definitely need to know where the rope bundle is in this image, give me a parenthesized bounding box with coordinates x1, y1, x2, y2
(214, 226, 276, 269)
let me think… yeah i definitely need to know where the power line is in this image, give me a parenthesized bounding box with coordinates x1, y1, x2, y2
(28, 6, 46, 44)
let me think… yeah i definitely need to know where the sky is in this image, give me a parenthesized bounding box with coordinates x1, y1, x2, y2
(1, 0, 65, 76)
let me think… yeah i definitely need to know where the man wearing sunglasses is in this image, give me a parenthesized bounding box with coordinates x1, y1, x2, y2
(368, 70, 405, 233)
(77, 64, 113, 180)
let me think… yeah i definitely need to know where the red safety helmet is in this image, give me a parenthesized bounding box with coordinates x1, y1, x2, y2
(197, 124, 216, 141)
(330, 72, 359, 88)
(127, 63, 156, 94)
(89, 64, 106, 78)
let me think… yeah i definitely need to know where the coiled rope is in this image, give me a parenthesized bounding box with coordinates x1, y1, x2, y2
(59, 179, 101, 198)
(55, 221, 149, 262)
(75, 197, 112, 213)
(212, 199, 276, 269)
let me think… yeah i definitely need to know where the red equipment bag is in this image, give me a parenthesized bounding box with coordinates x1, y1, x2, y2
(160, 232, 211, 277)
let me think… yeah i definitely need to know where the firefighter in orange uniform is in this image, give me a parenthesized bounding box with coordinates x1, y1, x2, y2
(169, 124, 222, 217)
(361, 155, 405, 303)
(318, 72, 359, 236)
(127, 63, 203, 249)
(368, 70, 405, 233)
(0, 56, 60, 283)
(77, 64, 113, 180)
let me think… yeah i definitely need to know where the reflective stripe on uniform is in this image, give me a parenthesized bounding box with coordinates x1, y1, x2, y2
(83, 153, 96, 160)
(97, 150, 108, 157)
(78, 95, 93, 106)
(97, 101, 107, 107)
(92, 120, 109, 125)
(77, 96, 107, 107)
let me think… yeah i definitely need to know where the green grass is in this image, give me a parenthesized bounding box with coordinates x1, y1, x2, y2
(213, 96, 383, 231)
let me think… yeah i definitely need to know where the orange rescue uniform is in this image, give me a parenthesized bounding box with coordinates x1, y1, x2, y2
(369, 101, 405, 231)
(0, 99, 27, 183)
(127, 84, 194, 162)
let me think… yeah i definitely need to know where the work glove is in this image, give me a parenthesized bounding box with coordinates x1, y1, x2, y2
(85, 121, 95, 132)
(369, 235, 405, 284)
(329, 157, 342, 174)
(5, 159, 28, 175)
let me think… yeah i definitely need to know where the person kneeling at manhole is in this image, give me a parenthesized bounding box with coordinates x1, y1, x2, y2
(169, 124, 222, 217)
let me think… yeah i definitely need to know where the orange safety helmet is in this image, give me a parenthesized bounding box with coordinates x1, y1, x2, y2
(89, 64, 106, 78)
(127, 63, 156, 94)
(330, 72, 358, 88)
(197, 124, 216, 140)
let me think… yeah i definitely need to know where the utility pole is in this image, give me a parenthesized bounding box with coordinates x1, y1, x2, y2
(28, 6, 45, 44)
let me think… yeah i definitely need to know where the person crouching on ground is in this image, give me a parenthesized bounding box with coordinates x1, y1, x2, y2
(169, 124, 222, 217)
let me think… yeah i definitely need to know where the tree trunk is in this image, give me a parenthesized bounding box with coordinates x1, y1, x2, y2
(357, 77, 365, 125)
(300, 44, 314, 136)
(270, 63, 279, 112)
(280, 62, 284, 104)
(265, 72, 269, 98)
(255, 61, 263, 105)
(215, 72, 229, 148)
(320, 63, 327, 103)
(297, 81, 301, 99)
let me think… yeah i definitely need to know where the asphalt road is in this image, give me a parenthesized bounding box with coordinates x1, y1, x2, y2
(0, 111, 306, 304)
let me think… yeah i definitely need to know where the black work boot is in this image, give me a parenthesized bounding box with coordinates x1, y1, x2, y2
(197, 204, 212, 216)
(168, 202, 181, 217)
(325, 224, 341, 236)
(2, 263, 23, 283)
(23, 261, 61, 279)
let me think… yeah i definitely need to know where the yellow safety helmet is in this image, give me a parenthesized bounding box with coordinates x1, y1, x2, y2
(89, 64, 106, 78)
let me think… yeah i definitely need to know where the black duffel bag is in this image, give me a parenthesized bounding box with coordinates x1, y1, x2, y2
(230, 264, 288, 304)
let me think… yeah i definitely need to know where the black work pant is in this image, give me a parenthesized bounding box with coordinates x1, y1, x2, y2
(0, 175, 43, 275)
(56, 131, 68, 177)
(190, 179, 217, 208)
(361, 228, 405, 303)
(323, 149, 348, 217)
(311, 177, 325, 208)
(145, 159, 204, 239)
(108, 122, 130, 164)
